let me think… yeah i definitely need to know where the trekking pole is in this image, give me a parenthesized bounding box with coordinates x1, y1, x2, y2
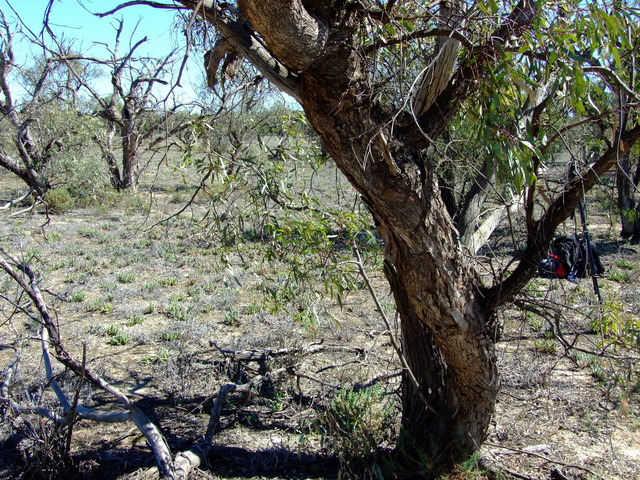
(569, 155, 603, 304)
(577, 197, 603, 304)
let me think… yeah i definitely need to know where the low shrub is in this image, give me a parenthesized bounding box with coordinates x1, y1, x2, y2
(44, 188, 75, 213)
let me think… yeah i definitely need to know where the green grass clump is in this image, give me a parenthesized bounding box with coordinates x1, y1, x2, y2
(609, 270, 632, 283)
(615, 259, 636, 270)
(534, 340, 558, 354)
(68, 290, 87, 302)
(86, 298, 114, 313)
(166, 302, 193, 322)
(159, 276, 180, 287)
(319, 384, 396, 461)
(117, 272, 136, 284)
(127, 315, 144, 326)
(107, 333, 132, 346)
(160, 332, 181, 342)
(44, 188, 75, 213)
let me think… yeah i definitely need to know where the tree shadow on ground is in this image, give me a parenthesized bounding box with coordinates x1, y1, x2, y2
(0, 431, 339, 480)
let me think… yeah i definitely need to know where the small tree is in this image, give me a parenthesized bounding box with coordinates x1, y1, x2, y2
(0, 9, 61, 198)
(58, 20, 180, 191)
(0, 9, 105, 203)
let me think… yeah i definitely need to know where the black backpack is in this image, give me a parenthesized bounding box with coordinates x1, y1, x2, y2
(538, 235, 605, 279)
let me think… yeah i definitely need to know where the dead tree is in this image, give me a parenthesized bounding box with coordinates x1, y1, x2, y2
(55, 20, 179, 192)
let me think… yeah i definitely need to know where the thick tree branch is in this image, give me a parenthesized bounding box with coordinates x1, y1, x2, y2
(96, 1, 183, 17)
(237, 0, 328, 72)
(179, 0, 302, 101)
(400, 0, 538, 146)
(411, 1, 465, 117)
(0, 148, 28, 182)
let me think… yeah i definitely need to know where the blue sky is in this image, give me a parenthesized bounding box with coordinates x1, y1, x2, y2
(1, 0, 203, 100)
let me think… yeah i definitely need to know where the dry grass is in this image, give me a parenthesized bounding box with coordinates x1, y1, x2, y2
(1, 162, 639, 480)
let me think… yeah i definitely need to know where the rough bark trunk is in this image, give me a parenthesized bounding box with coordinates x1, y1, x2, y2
(387, 257, 497, 467)
(121, 116, 140, 192)
(98, 124, 124, 191)
(456, 158, 496, 246)
(617, 152, 640, 240)
(301, 79, 498, 467)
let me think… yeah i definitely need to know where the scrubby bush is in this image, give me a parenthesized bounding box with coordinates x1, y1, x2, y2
(44, 187, 75, 213)
(319, 384, 397, 462)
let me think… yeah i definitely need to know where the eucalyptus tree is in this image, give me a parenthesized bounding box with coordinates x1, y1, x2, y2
(130, 0, 639, 472)
(616, 57, 640, 241)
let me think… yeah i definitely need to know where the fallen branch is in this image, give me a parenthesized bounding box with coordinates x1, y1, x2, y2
(210, 340, 364, 362)
(0, 189, 33, 209)
(204, 383, 237, 446)
(0, 248, 131, 405)
(0, 247, 177, 479)
(485, 442, 603, 479)
(8, 199, 41, 217)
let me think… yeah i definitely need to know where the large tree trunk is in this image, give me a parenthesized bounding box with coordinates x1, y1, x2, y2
(120, 117, 140, 192)
(617, 151, 640, 240)
(301, 79, 498, 465)
(388, 256, 497, 465)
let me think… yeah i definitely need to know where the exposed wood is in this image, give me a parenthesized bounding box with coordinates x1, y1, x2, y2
(464, 196, 523, 256)
(204, 38, 243, 87)
(0, 189, 34, 210)
(411, 1, 465, 117)
(210, 341, 364, 361)
(180, 0, 302, 101)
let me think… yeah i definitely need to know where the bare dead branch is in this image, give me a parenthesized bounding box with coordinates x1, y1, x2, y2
(210, 341, 363, 362)
(97, 1, 184, 18)
(0, 247, 183, 479)
(485, 442, 603, 479)
(205, 37, 244, 87)
(1, 349, 19, 400)
(179, 0, 302, 101)
(204, 383, 237, 445)
(0, 249, 131, 405)
(130, 406, 177, 479)
(0, 190, 34, 210)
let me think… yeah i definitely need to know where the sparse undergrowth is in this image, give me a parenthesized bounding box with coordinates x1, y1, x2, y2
(1, 162, 640, 480)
